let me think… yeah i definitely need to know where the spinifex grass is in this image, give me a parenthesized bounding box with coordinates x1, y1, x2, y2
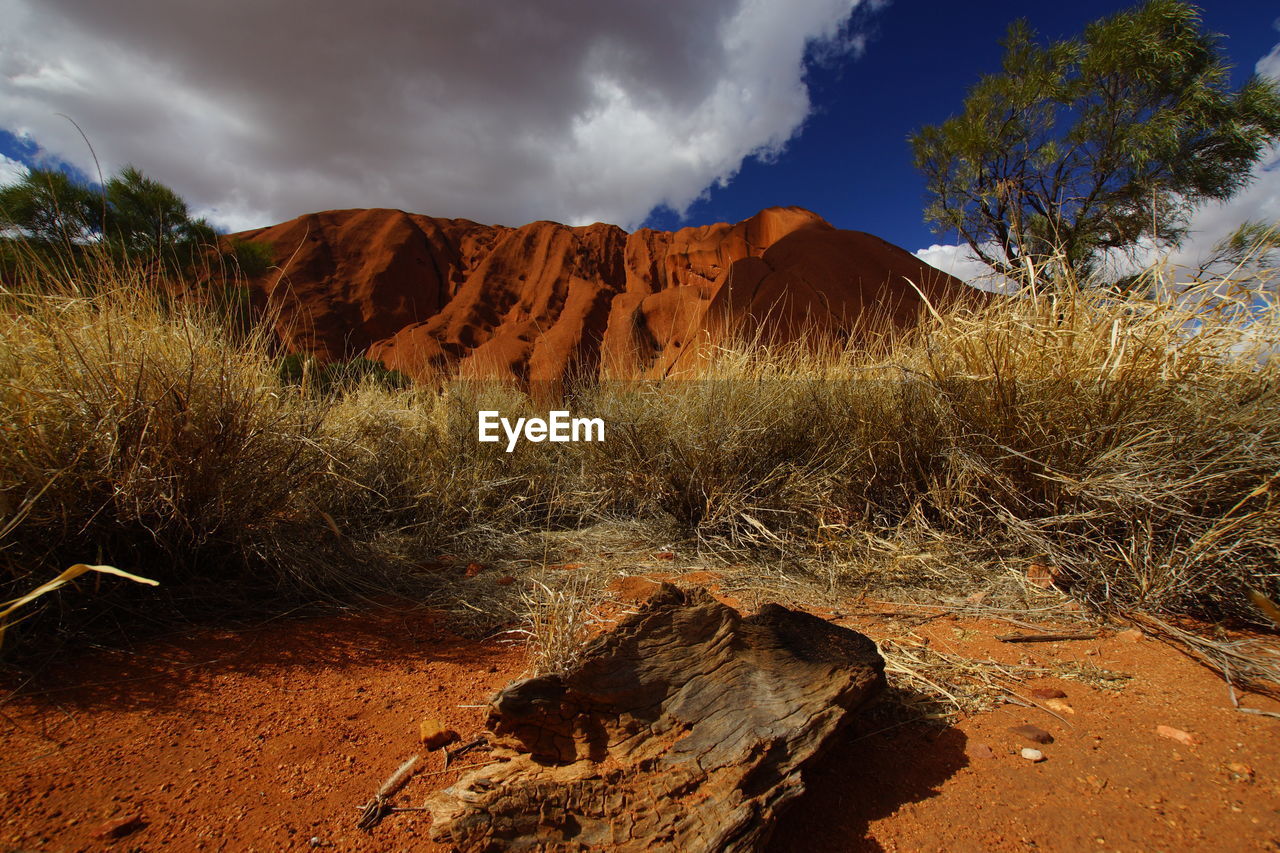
(574, 279, 1280, 624)
(0, 273, 321, 589)
(1, 248, 1278, 655)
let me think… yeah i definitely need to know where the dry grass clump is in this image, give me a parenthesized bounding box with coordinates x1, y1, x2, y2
(573, 279, 1279, 623)
(308, 379, 583, 553)
(0, 266, 591, 651)
(510, 572, 603, 676)
(873, 283, 1280, 621)
(0, 276, 328, 617)
(577, 374, 850, 550)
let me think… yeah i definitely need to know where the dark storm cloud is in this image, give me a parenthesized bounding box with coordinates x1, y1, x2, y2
(0, 0, 867, 230)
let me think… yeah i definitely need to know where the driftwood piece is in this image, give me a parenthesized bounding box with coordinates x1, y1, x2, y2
(427, 583, 885, 852)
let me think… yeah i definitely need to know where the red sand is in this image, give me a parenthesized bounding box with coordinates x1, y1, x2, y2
(1, 609, 518, 851)
(3, 588, 1277, 851)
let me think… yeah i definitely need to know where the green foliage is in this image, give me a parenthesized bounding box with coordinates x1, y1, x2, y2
(212, 283, 255, 336)
(319, 358, 412, 394)
(911, 0, 1280, 286)
(277, 352, 315, 386)
(278, 353, 411, 395)
(104, 165, 217, 269)
(225, 237, 274, 278)
(0, 168, 100, 246)
(1208, 220, 1280, 269)
(0, 163, 271, 280)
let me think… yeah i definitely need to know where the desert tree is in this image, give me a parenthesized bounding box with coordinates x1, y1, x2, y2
(104, 165, 217, 269)
(0, 167, 101, 247)
(911, 0, 1280, 287)
(1, 163, 269, 281)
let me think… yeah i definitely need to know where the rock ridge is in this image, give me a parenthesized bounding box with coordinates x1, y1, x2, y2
(234, 206, 971, 381)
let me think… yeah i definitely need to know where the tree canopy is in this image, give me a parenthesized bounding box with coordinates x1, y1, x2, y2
(911, 0, 1280, 287)
(0, 164, 252, 276)
(0, 168, 100, 247)
(104, 165, 217, 263)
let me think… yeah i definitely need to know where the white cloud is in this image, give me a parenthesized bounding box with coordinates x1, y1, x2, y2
(1167, 39, 1280, 267)
(0, 153, 27, 185)
(0, 0, 868, 232)
(1256, 35, 1280, 82)
(913, 243, 1003, 290)
(1168, 148, 1280, 269)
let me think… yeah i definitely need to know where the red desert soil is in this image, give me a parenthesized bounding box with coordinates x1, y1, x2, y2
(233, 206, 974, 382)
(3, 586, 1278, 852)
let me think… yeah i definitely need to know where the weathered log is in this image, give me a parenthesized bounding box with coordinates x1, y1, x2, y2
(426, 583, 885, 852)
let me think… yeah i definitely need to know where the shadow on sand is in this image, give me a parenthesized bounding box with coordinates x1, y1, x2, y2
(768, 692, 969, 852)
(0, 599, 513, 714)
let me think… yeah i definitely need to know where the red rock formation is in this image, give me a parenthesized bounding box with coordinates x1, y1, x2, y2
(234, 206, 972, 382)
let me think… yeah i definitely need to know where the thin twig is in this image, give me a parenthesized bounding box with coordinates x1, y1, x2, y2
(1224, 659, 1239, 708)
(997, 632, 1100, 643)
(1237, 707, 1280, 719)
(416, 761, 488, 778)
(1002, 688, 1074, 728)
(443, 736, 487, 771)
(357, 754, 421, 831)
(1127, 613, 1280, 698)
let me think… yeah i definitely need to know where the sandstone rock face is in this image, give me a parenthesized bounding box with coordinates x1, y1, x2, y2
(235, 206, 971, 382)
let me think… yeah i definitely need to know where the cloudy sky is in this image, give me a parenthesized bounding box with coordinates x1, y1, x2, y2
(1, 0, 1277, 279)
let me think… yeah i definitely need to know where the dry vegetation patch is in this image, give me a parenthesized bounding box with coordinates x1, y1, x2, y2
(1, 258, 1278, 665)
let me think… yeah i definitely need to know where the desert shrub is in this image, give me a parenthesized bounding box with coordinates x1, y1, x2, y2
(277, 351, 314, 386)
(577, 373, 852, 548)
(574, 282, 1280, 621)
(210, 282, 255, 336)
(278, 354, 411, 396)
(225, 237, 274, 278)
(320, 357, 411, 393)
(309, 380, 581, 549)
(0, 277, 339, 645)
(879, 287, 1280, 619)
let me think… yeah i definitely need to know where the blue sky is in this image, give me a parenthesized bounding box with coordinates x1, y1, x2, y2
(1, 0, 1278, 276)
(643, 0, 1280, 253)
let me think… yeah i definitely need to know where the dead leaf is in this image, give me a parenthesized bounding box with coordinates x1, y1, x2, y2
(0, 564, 159, 647)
